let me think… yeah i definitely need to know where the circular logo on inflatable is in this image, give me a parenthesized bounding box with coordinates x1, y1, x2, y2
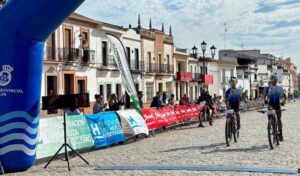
(0, 65, 13, 86)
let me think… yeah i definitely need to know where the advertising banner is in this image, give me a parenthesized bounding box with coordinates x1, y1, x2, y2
(36, 115, 94, 159)
(85, 112, 125, 148)
(142, 109, 158, 131)
(117, 109, 149, 136)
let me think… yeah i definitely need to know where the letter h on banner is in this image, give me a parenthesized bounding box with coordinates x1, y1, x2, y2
(90, 123, 101, 136)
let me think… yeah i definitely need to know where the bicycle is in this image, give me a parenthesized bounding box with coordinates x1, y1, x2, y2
(198, 101, 213, 126)
(225, 108, 239, 146)
(257, 108, 285, 149)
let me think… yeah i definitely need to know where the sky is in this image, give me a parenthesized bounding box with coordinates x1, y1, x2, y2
(76, 0, 300, 67)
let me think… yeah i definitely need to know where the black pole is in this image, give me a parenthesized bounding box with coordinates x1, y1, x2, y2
(249, 71, 252, 100)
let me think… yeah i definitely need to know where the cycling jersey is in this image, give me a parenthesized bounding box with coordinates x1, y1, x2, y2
(225, 88, 241, 106)
(267, 85, 283, 105)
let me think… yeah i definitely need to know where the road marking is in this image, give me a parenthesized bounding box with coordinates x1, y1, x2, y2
(96, 165, 299, 174)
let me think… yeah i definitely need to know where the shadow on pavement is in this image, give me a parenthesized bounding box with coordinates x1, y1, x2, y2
(162, 142, 269, 154)
(201, 144, 269, 154)
(162, 142, 226, 153)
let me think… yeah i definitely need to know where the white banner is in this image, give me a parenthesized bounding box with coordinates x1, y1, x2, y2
(117, 109, 149, 136)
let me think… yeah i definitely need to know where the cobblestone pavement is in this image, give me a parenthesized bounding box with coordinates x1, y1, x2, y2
(12, 102, 300, 176)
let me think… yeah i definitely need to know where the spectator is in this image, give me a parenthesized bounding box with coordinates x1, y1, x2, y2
(179, 94, 189, 105)
(168, 93, 175, 106)
(108, 93, 125, 111)
(213, 94, 218, 103)
(93, 94, 107, 114)
(66, 98, 81, 116)
(150, 91, 163, 108)
(137, 91, 144, 108)
(162, 92, 168, 106)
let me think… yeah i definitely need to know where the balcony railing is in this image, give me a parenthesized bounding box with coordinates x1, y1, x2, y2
(145, 63, 157, 73)
(176, 72, 192, 81)
(130, 59, 143, 72)
(81, 49, 95, 64)
(58, 47, 80, 62)
(44, 46, 57, 61)
(158, 64, 174, 74)
(192, 73, 202, 82)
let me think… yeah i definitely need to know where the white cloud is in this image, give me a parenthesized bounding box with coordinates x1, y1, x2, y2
(76, 0, 300, 67)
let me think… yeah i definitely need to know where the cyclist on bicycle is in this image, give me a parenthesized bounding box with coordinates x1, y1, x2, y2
(264, 74, 286, 141)
(225, 77, 242, 129)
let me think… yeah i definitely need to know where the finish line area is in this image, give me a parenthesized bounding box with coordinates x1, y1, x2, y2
(96, 165, 300, 174)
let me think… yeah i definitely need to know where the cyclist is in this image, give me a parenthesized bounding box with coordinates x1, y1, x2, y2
(264, 74, 286, 141)
(225, 77, 242, 130)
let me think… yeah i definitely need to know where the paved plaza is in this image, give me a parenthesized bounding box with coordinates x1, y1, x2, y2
(17, 102, 300, 176)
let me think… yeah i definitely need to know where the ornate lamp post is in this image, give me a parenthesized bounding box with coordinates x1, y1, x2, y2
(201, 40, 207, 74)
(210, 45, 216, 59)
(192, 45, 198, 59)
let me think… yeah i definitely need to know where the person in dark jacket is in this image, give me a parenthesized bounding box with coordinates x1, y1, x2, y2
(137, 91, 144, 108)
(108, 93, 125, 111)
(150, 91, 163, 108)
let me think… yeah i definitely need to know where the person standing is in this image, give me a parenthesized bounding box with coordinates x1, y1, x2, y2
(150, 92, 163, 108)
(137, 91, 144, 108)
(93, 94, 107, 114)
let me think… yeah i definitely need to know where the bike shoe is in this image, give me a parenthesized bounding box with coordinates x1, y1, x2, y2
(198, 123, 204, 128)
(279, 135, 284, 142)
(237, 123, 241, 130)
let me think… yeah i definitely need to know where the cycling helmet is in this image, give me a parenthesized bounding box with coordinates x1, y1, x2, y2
(229, 77, 237, 84)
(270, 73, 278, 81)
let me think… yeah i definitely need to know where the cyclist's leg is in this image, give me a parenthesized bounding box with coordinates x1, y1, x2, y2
(233, 104, 240, 129)
(276, 107, 283, 140)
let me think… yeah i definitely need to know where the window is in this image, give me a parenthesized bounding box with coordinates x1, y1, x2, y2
(106, 84, 111, 100)
(81, 31, 89, 46)
(126, 47, 131, 68)
(135, 48, 139, 70)
(146, 83, 154, 102)
(147, 52, 151, 71)
(99, 85, 104, 96)
(116, 84, 121, 99)
(102, 41, 107, 66)
(200, 66, 203, 74)
(190, 66, 193, 73)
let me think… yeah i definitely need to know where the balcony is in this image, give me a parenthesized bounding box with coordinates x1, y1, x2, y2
(58, 48, 80, 63)
(81, 49, 95, 65)
(145, 63, 157, 73)
(158, 64, 174, 74)
(202, 74, 214, 84)
(130, 59, 143, 73)
(176, 72, 192, 81)
(44, 46, 57, 61)
(192, 73, 202, 82)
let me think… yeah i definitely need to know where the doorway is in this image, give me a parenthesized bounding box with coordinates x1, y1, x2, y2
(64, 74, 74, 94)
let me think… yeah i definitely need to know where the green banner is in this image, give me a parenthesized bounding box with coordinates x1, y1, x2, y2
(107, 35, 142, 114)
(36, 115, 94, 159)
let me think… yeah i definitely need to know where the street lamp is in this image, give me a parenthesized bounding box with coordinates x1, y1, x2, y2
(201, 40, 207, 58)
(210, 45, 216, 59)
(200, 40, 207, 74)
(191, 45, 198, 59)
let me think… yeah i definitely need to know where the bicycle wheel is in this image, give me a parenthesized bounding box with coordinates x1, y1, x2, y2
(225, 118, 232, 146)
(233, 117, 238, 143)
(267, 117, 278, 149)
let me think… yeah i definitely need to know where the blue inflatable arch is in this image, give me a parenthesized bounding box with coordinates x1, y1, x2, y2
(0, 0, 84, 172)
